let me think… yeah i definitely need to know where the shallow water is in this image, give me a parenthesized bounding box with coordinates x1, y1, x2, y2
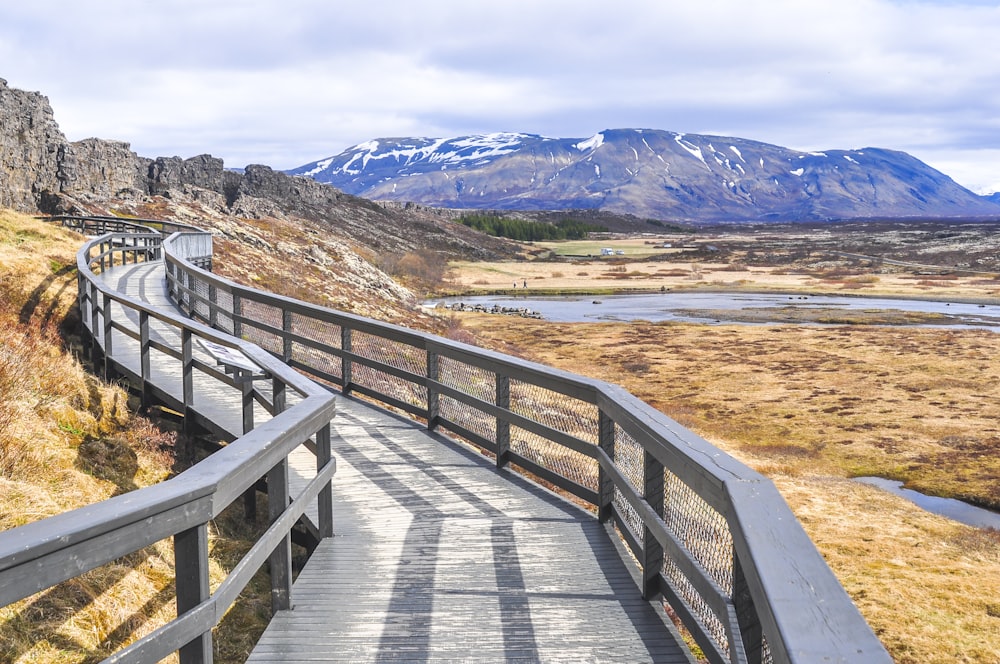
(856, 477, 1000, 530)
(427, 292, 1000, 327)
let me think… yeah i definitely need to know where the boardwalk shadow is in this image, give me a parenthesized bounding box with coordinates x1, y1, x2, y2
(322, 404, 689, 663)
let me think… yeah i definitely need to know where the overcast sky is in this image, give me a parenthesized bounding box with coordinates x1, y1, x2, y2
(3, 1, 1000, 193)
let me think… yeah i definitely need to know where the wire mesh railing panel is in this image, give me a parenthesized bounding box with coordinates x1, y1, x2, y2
(509, 379, 600, 446)
(212, 289, 236, 336)
(664, 470, 734, 596)
(440, 395, 496, 441)
(352, 331, 425, 377)
(189, 275, 211, 321)
(239, 299, 283, 355)
(292, 341, 342, 385)
(290, 313, 341, 352)
(662, 553, 731, 662)
(510, 425, 598, 491)
(353, 363, 426, 409)
(438, 357, 496, 441)
(350, 332, 426, 408)
(613, 426, 646, 541)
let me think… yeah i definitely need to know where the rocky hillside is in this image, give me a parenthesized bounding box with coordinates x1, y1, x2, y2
(0, 78, 522, 324)
(289, 129, 1000, 223)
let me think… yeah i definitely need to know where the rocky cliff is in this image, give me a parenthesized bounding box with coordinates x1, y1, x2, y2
(0, 79, 65, 211)
(0, 78, 521, 325)
(0, 78, 513, 262)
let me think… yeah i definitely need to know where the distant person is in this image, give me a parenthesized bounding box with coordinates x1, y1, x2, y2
(523, 279, 527, 288)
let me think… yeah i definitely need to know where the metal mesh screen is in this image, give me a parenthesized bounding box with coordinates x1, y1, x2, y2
(289, 313, 342, 384)
(662, 553, 731, 661)
(510, 426, 598, 490)
(438, 357, 496, 441)
(612, 427, 645, 543)
(239, 299, 283, 356)
(189, 274, 211, 321)
(664, 470, 733, 596)
(351, 332, 426, 409)
(508, 379, 599, 491)
(212, 289, 236, 336)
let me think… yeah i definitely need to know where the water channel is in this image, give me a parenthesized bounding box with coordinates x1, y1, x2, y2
(856, 478, 1000, 530)
(428, 291, 1000, 528)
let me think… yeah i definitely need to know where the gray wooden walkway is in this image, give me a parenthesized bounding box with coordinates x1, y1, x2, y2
(103, 261, 693, 664)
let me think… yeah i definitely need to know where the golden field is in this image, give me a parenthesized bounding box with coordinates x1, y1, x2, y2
(442, 231, 1000, 664)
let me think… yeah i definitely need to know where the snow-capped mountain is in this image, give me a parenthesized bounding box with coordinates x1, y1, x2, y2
(287, 129, 1000, 222)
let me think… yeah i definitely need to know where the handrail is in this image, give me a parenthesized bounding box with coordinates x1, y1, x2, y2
(6, 215, 891, 663)
(159, 219, 891, 663)
(0, 217, 337, 663)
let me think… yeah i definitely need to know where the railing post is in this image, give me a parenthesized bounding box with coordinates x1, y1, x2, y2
(642, 450, 665, 601)
(182, 329, 194, 432)
(426, 350, 439, 430)
(732, 554, 763, 664)
(495, 373, 510, 468)
(140, 311, 151, 409)
(268, 376, 292, 613)
(181, 268, 191, 313)
(341, 327, 352, 394)
(598, 410, 615, 523)
(208, 284, 218, 329)
(241, 376, 258, 525)
(77, 271, 86, 333)
(282, 309, 293, 362)
(242, 380, 255, 434)
(232, 293, 242, 339)
(102, 292, 113, 379)
(175, 523, 212, 664)
(316, 422, 334, 538)
(90, 282, 102, 367)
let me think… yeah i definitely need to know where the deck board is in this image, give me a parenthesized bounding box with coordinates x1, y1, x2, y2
(102, 260, 693, 664)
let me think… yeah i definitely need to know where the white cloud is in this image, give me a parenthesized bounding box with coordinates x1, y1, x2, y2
(2, 0, 1000, 192)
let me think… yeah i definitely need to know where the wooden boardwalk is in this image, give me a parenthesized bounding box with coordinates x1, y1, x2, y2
(103, 261, 693, 664)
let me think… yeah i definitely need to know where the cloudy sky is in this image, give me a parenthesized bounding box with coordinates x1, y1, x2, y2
(3, 0, 1000, 193)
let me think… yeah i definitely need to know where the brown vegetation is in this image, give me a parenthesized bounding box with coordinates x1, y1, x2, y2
(458, 314, 1000, 663)
(0, 211, 272, 663)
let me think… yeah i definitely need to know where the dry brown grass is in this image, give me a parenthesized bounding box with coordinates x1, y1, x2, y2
(0, 210, 272, 663)
(458, 314, 1000, 663)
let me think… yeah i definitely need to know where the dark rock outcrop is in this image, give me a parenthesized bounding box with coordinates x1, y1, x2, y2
(0, 78, 516, 261)
(0, 78, 65, 211)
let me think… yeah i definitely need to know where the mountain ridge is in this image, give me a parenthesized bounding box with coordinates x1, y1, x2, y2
(288, 129, 1000, 223)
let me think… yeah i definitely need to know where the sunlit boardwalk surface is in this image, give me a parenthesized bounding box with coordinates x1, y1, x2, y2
(103, 261, 693, 664)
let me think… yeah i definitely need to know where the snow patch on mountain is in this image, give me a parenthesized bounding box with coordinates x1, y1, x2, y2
(675, 134, 709, 169)
(575, 133, 604, 151)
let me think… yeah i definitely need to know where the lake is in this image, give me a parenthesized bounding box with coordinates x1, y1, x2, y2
(427, 291, 1000, 328)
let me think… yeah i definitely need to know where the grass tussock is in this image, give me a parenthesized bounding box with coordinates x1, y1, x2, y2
(460, 314, 1000, 663)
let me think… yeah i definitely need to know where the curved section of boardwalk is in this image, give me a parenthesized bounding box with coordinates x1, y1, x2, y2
(103, 262, 692, 663)
(250, 402, 690, 663)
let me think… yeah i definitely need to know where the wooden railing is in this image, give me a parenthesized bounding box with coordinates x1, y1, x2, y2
(0, 219, 337, 663)
(161, 221, 891, 664)
(1, 215, 892, 664)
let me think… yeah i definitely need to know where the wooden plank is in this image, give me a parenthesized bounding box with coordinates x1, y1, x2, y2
(246, 397, 693, 664)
